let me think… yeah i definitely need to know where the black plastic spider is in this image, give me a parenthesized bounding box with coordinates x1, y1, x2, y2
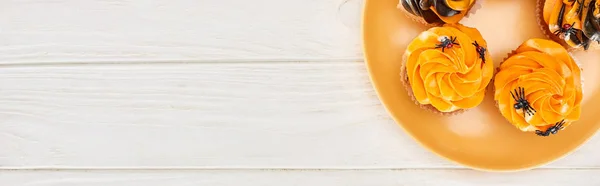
(472, 41, 486, 66)
(536, 120, 566, 137)
(553, 22, 578, 37)
(435, 36, 459, 52)
(511, 87, 536, 116)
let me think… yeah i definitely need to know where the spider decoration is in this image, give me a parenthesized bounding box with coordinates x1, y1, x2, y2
(472, 41, 486, 66)
(435, 36, 459, 52)
(551, 1, 591, 50)
(553, 22, 578, 37)
(510, 87, 536, 116)
(536, 120, 566, 137)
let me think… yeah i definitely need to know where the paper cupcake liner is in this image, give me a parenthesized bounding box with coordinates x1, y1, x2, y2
(400, 54, 466, 116)
(397, 0, 483, 26)
(535, 0, 600, 51)
(494, 49, 584, 132)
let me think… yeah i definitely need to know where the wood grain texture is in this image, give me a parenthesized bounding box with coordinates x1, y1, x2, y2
(0, 0, 363, 63)
(0, 63, 599, 168)
(2, 0, 600, 184)
(2, 169, 600, 186)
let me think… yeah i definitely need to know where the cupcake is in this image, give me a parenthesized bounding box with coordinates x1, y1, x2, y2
(537, 0, 600, 51)
(400, 23, 494, 115)
(398, 0, 480, 25)
(494, 39, 583, 136)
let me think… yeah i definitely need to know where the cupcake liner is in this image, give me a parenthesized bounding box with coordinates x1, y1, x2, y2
(397, 0, 483, 26)
(535, 0, 600, 51)
(494, 49, 584, 132)
(570, 52, 585, 94)
(400, 54, 466, 116)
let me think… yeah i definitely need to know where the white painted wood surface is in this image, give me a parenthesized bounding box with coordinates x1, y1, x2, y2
(0, 0, 363, 63)
(0, 0, 599, 185)
(2, 169, 600, 186)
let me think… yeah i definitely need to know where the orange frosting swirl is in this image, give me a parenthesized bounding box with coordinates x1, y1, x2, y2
(494, 39, 583, 132)
(404, 24, 494, 112)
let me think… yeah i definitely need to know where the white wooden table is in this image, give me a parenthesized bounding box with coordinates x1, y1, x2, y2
(1, 0, 600, 185)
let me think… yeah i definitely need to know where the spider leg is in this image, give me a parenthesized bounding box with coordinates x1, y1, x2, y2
(529, 105, 537, 113)
(524, 108, 531, 116)
(520, 87, 525, 100)
(557, 120, 565, 129)
(529, 107, 536, 115)
(554, 30, 563, 36)
(567, 28, 577, 36)
(552, 126, 560, 134)
(510, 89, 518, 102)
(536, 130, 549, 136)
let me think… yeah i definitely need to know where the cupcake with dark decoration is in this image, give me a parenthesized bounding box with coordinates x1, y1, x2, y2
(398, 0, 481, 25)
(400, 23, 493, 115)
(537, 0, 600, 51)
(494, 39, 583, 136)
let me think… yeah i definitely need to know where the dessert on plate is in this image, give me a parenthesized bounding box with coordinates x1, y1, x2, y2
(537, 0, 600, 50)
(398, 0, 480, 25)
(494, 38, 583, 136)
(400, 23, 493, 115)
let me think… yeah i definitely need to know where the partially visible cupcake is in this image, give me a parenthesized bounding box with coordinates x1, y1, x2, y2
(494, 39, 583, 136)
(398, 0, 481, 25)
(400, 23, 494, 115)
(537, 0, 600, 51)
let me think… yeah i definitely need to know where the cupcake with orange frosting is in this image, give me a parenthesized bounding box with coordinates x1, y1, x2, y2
(537, 0, 600, 51)
(400, 23, 493, 115)
(398, 0, 481, 25)
(494, 39, 583, 136)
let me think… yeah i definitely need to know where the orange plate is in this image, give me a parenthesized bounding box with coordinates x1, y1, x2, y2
(362, 0, 600, 171)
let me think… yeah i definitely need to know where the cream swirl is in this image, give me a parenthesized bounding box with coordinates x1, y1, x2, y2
(404, 24, 494, 112)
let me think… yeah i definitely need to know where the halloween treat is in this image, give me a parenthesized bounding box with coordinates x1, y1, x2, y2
(537, 0, 600, 50)
(400, 23, 493, 115)
(494, 39, 583, 136)
(398, 0, 480, 25)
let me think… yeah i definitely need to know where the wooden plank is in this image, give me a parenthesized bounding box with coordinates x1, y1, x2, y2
(0, 62, 599, 168)
(1, 169, 600, 186)
(0, 0, 363, 63)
